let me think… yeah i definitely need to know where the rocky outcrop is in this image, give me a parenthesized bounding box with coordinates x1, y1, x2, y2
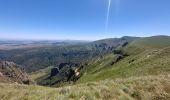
(50, 67, 59, 77)
(59, 63, 70, 70)
(111, 55, 124, 65)
(111, 49, 129, 65)
(66, 65, 83, 82)
(44, 63, 84, 86)
(0, 61, 33, 84)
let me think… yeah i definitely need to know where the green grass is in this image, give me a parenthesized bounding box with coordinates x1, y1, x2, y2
(0, 74, 170, 100)
(1, 36, 170, 99)
(78, 46, 170, 83)
(30, 66, 53, 81)
(130, 36, 170, 49)
(77, 36, 170, 83)
(30, 36, 170, 86)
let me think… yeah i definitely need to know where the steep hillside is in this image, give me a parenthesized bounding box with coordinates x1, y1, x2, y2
(30, 66, 52, 81)
(0, 74, 170, 100)
(0, 61, 33, 84)
(31, 37, 137, 87)
(129, 35, 170, 49)
(31, 36, 170, 87)
(0, 37, 136, 73)
(77, 36, 170, 83)
(0, 36, 170, 100)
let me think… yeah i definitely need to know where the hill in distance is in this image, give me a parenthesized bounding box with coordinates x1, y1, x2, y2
(0, 35, 170, 100)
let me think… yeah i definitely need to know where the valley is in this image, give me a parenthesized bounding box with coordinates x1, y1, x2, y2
(0, 36, 170, 100)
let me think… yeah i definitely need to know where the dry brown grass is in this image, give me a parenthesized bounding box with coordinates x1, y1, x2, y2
(0, 74, 170, 100)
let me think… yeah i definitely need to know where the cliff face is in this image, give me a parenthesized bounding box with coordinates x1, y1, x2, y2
(0, 61, 33, 84)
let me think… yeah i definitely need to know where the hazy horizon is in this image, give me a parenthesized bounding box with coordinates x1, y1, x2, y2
(0, 0, 170, 40)
(1, 35, 170, 42)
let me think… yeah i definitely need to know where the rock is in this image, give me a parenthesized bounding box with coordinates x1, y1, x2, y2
(67, 68, 75, 81)
(0, 61, 33, 84)
(129, 59, 135, 63)
(122, 42, 128, 47)
(59, 63, 70, 69)
(0, 72, 3, 76)
(111, 55, 125, 65)
(111, 61, 116, 65)
(50, 67, 59, 77)
(113, 50, 122, 54)
(58, 62, 75, 70)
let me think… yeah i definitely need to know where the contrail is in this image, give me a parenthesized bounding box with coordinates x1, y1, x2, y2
(105, 0, 111, 34)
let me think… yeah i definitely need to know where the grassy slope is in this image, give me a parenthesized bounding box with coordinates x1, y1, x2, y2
(30, 36, 170, 84)
(0, 37, 136, 73)
(0, 74, 170, 100)
(1, 36, 170, 100)
(77, 36, 170, 83)
(129, 36, 170, 49)
(30, 66, 53, 81)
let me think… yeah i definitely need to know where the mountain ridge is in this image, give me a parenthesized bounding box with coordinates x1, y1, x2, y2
(31, 35, 170, 87)
(0, 35, 170, 99)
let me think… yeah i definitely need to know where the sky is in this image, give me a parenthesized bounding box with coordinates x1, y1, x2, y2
(0, 0, 170, 40)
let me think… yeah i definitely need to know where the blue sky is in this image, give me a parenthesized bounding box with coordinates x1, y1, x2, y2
(0, 0, 170, 40)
